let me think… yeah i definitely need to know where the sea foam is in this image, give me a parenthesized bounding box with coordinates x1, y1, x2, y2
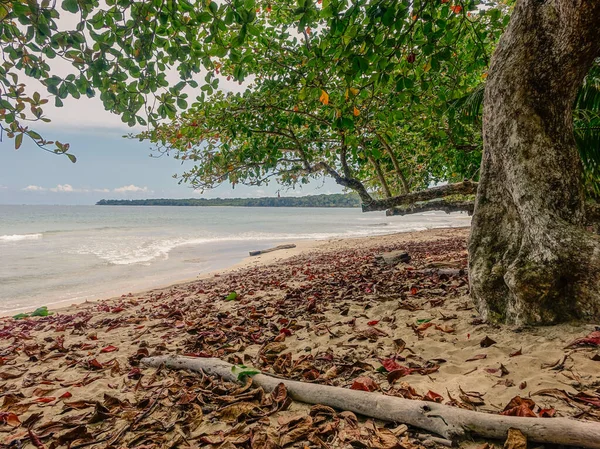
(0, 233, 42, 242)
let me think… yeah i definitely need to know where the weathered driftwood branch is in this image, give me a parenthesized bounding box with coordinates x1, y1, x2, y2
(141, 356, 600, 448)
(386, 199, 475, 216)
(249, 244, 296, 257)
(362, 181, 478, 213)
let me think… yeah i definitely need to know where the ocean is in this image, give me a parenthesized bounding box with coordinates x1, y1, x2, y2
(0, 205, 471, 315)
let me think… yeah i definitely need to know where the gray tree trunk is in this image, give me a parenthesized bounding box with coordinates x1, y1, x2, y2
(469, 0, 600, 324)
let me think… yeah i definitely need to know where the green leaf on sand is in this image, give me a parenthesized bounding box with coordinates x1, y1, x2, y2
(225, 292, 238, 301)
(231, 364, 260, 380)
(13, 306, 53, 320)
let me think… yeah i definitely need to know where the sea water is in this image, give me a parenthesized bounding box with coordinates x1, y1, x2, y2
(0, 205, 470, 314)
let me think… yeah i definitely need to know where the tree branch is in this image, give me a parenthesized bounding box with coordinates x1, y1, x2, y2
(361, 181, 479, 212)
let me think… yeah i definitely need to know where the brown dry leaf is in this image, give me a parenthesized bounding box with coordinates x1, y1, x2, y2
(251, 430, 280, 449)
(217, 401, 262, 422)
(279, 416, 313, 446)
(466, 354, 487, 362)
(480, 336, 497, 347)
(503, 428, 527, 449)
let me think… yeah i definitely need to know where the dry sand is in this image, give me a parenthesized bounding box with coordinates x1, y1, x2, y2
(1, 227, 599, 448)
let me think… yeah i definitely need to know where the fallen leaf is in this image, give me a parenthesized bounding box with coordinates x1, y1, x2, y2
(565, 331, 600, 348)
(503, 428, 527, 449)
(480, 336, 497, 348)
(424, 390, 444, 403)
(100, 345, 118, 353)
(466, 354, 487, 362)
(351, 377, 378, 392)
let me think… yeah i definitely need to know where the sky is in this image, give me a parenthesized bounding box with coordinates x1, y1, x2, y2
(0, 89, 343, 206)
(0, 8, 343, 206)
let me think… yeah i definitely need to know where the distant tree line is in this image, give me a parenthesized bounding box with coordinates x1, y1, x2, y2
(96, 193, 361, 208)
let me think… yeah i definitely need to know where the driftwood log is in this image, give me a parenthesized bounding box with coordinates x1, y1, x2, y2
(141, 356, 600, 448)
(249, 244, 296, 257)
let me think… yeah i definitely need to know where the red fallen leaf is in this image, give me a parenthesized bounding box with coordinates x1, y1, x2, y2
(416, 322, 436, 332)
(538, 408, 556, 417)
(466, 354, 487, 362)
(34, 397, 56, 403)
(502, 403, 537, 417)
(381, 358, 402, 372)
(351, 377, 378, 392)
(280, 328, 293, 336)
(80, 343, 97, 350)
(100, 345, 118, 353)
(0, 411, 21, 427)
(128, 368, 142, 379)
(59, 391, 72, 399)
(573, 392, 600, 408)
(410, 287, 418, 295)
(509, 348, 523, 357)
(387, 366, 415, 383)
(367, 320, 380, 326)
(566, 331, 600, 348)
(424, 390, 444, 403)
(111, 306, 125, 313)
(28, 428, 46, 449)
(501, 396, 537, 417)
(87, 359, 104, 370)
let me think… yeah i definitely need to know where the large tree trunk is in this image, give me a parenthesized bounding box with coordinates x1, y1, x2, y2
(469, 0, 600, 324)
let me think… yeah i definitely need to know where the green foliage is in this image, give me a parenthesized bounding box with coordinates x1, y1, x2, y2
(138, 0, 507, 197)
(12, 306, 53, 320)
(2, 0, 508, 197)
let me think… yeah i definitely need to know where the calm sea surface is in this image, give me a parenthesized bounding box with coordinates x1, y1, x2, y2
(0, 205, 470, 314)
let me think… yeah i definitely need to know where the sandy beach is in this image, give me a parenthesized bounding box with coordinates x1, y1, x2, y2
(1, 227, 599, 448)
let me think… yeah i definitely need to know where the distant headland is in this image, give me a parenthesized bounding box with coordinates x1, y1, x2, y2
(96, 193, 361, 208)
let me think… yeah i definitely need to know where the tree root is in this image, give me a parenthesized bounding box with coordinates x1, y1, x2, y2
(141, 355, 600, 448)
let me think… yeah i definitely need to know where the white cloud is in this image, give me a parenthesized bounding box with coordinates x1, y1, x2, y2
(23, 185, 47, 192)
(93, 188, 110, 193)
(113, 184, 150, 193)
(50, 184, 74, 192)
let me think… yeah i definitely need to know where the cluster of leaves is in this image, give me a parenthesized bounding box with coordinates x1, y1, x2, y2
(0, 0, 231, 159)
(139, 0, 508, 200)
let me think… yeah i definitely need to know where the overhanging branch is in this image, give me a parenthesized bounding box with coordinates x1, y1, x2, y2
(361, 181, 479, 212)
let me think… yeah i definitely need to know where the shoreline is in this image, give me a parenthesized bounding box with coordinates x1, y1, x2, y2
(1, 225, 471, 318)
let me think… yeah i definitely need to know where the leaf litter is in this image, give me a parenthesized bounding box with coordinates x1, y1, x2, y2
(0, 228, 599, 448)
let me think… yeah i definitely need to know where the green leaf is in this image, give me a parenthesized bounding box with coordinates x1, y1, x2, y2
(31, 306, 53, 317)
(225, 291, 238, 301)
(13, 313, 29, 320)
(231, 365, 260, 380)
(67, 153, 77, 163)
(62, 0, 79, 14)
(15, 133, 23, 150)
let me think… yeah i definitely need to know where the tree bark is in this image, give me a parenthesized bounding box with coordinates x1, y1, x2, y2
(469, 0, 600, 324)
(368, 154, 393, 198)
